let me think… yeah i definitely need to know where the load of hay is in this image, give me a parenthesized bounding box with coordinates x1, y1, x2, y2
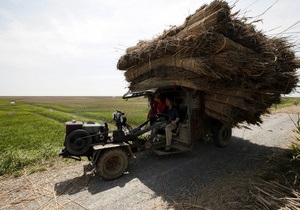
(117, 0, 299, 126)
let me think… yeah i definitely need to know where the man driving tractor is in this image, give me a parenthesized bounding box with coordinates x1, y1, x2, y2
(149, 96, 180, 151)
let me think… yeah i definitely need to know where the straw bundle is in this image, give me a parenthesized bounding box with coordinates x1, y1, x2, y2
(117, 0, 299, 126)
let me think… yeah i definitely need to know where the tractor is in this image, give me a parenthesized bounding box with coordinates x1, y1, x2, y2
(59, 87, 232, 180)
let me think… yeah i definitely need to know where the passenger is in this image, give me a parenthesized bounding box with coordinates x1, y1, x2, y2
(147, 95, 157, 126)
(147, 95, 166, 125)
(155, 95, 166, 115)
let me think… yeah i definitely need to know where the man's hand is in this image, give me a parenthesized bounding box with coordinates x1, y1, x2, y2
(171, 118, 179, 125)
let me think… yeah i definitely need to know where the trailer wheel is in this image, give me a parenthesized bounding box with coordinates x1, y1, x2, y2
(65, 129, 92, 156)
(213, 123, 232, 148)
(96, 148, 128, 180)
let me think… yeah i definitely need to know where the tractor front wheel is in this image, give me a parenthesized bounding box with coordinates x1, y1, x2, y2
(96, 148, 128, 180)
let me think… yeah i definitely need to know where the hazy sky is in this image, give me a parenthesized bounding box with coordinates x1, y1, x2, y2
(0, 0, 299, 96)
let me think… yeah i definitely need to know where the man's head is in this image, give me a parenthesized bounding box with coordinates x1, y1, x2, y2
(165, 97, 173, 107)
(154, 94, 162, 102)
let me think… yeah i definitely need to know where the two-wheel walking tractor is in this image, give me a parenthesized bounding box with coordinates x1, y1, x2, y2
(59, 87, 232, 180)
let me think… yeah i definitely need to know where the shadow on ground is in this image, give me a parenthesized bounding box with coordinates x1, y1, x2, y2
(54, 135, 296, 209)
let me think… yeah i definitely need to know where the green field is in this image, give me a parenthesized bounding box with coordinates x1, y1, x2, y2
(273, 97, 300, 108)
(0, 96, 149, 176)
(0, 96, 299, 177)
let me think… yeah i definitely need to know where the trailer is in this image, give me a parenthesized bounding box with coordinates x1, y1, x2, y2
(59, 86, 232, 180)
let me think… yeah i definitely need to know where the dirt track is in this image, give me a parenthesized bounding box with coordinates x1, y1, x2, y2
(1, 112, 299, 210)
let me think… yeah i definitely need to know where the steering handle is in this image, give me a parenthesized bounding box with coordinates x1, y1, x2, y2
(156, 113, 169, 121)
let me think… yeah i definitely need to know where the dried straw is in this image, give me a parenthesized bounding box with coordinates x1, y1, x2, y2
(117, 0, 299, 126)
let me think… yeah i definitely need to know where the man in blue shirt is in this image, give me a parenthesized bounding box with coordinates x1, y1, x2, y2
(149, 96, 180, 151)
(163, 97, 180, 151)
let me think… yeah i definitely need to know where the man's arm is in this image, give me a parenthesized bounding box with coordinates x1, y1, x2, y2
(171, 117, 179, 125)
(171, 107, 180, 125)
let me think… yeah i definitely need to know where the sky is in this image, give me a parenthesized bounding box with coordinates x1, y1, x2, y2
(0, 0, 299, 96)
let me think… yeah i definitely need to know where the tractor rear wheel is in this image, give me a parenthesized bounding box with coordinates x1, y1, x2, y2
(96, 148, 128, 180)
(213, 123, 232, 148)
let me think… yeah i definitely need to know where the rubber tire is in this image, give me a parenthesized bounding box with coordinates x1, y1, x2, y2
(96, 148, 128, 180)
(65, 129, 92, 156)
(213, 123, 232, 148)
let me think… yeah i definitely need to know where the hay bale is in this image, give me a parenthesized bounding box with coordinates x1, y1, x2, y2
(117, 0, 300, 126)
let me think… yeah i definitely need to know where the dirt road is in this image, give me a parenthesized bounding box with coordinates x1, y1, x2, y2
(1, 113, 299, 209)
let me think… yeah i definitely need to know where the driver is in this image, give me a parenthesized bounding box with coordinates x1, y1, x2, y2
(149, 96, 180, 151)
(163, 97, 180, 151)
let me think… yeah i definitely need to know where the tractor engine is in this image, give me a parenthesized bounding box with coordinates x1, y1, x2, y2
(61, 120, 109, 157)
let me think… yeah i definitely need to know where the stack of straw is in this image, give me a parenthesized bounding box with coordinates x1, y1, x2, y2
(117, 0, 299, 126)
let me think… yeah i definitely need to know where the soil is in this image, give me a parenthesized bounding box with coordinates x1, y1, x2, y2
(1, 106, 300, 210)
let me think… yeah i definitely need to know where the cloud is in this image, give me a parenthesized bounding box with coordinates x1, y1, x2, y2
(0, 0, 299, 96)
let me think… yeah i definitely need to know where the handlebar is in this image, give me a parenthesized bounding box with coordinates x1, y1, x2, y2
(156, 113, 169, 122)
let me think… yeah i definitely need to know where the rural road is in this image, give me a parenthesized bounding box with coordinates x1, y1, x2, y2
(1, 113, 299, 209)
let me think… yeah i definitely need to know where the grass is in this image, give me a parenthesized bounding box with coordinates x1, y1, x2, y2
(290, 116, 300, 185)
(0, 95, 298, 177)
(0, 97, 148, 176)
(273, 97, 300, 109)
